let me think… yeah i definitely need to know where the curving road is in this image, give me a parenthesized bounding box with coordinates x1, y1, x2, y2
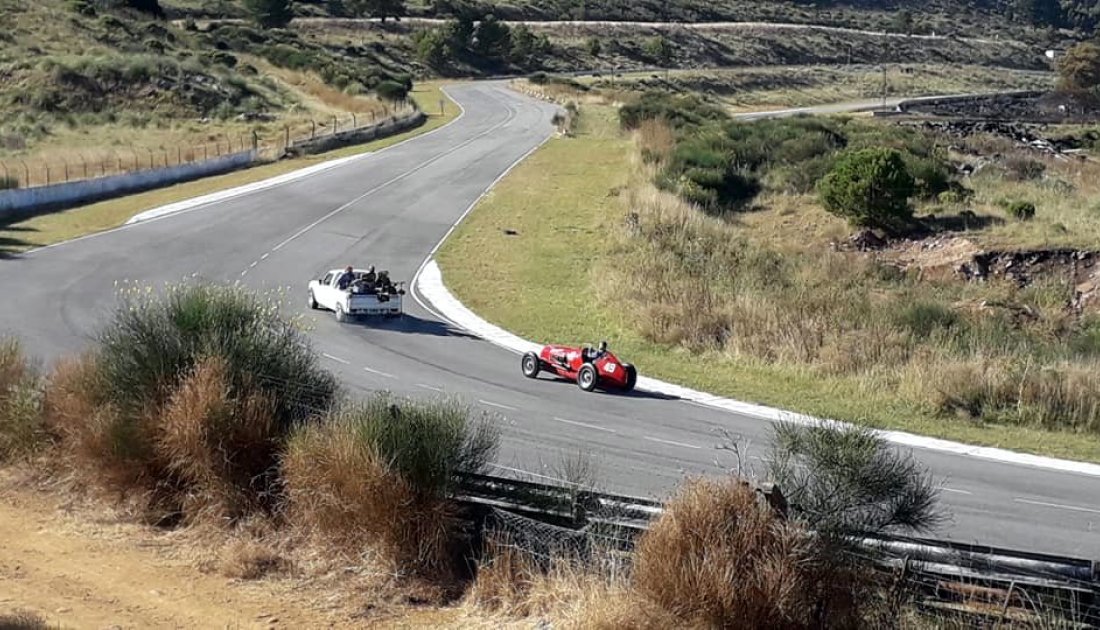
(1, 83, 1097, 558)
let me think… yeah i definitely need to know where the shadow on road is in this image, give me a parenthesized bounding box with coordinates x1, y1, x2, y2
(344, 312, 479, 339)
(533, 373, 681, 402)
(0, 225, 37, 259)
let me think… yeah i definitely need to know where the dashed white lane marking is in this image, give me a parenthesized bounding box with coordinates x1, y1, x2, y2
(417, 383, 444, 393)
(363, 366, 396, 379)
(322, 353, 350, 365)
(480, 399, 517, 411)
(941, 488, 974, 496)
(644, 436, 703, 450)
(261, 253, 270, 260)
(1014, 498, 1100, 515)
(555, 417, 616, 434)
(240, 270, 248, 276)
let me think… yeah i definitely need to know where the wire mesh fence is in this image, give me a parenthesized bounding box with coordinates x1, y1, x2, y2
(0, 103, 418, 191)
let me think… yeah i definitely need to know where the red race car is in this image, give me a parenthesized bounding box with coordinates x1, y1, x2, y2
(521, 341, 638, 392)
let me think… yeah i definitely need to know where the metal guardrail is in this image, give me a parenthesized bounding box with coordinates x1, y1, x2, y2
(456, 471, 1100, 625)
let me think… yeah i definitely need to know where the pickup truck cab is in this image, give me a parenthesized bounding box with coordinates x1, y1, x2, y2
(307, 267, 405, 322)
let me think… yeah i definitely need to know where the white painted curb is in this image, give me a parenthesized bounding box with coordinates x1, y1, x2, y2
(417, 260, 1100, 478)
(125, 152, 370, 225)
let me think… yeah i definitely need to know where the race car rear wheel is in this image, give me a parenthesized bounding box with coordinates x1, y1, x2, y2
(521, 352, 541, 378)
(335, 304, 347, 323)
(622, 363, 637, 392)
(577, 364, 598, 392)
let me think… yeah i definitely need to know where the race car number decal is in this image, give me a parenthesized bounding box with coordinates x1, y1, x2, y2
(603, 363, 617, 374)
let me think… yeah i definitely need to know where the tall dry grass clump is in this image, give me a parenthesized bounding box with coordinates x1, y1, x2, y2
(632, 478, 859, 629)
(42, 283, 338, 524)
(282, 393, 499, 577)
(0, 338, 45, 461)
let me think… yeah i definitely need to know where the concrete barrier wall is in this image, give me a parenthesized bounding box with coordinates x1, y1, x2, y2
(0, 150, 257, 219)
(0, 109, 427, 220)
(285, 111, 425, 157)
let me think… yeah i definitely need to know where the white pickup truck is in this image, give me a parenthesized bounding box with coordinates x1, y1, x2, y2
(307, 267, 405, 322)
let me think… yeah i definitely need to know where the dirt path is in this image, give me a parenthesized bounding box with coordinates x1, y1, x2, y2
(0, 476, 340, 629)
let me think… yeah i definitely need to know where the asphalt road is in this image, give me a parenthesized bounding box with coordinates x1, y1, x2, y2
(1, 83, 1097, 558)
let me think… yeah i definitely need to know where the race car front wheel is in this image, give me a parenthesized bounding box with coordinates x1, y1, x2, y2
(622, 363, 637, 392)
(521, 352, 541, 378)
(577, 364, 598, 392)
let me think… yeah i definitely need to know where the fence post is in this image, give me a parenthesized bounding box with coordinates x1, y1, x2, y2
(163, 149, 169, 167)
(19, 160, 29, 187)
(63, 161, 69, 182)
(252, 130, 259, 152)
(45, 165, 50, 186)
(352, 113, 357, 128)
(333, 115, 338, 135)
(311, 120, 316, 140)
(284, 126, 290, 151)
(178, 146, 182, 165)
(145, 148, 154, 170)
(203, 144, 209, 161)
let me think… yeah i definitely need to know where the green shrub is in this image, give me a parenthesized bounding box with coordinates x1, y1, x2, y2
(903, 153, 954, 199)
(95, 283, 337, 436)
(1002, 155, 1046, 181)
(619, 92, 726, 131)
(1005, 200, 1037, 221)
(244, 0, 294, 29)
(817, 148, 916, 231)
(374, 79, 409, 102)
(895, 302, 960, 339)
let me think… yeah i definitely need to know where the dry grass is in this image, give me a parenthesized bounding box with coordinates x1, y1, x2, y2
(0, 610, 48, 630)
(217, 538, 292, 580)
(633, 478, 859, 629)
(0, 339, 44, 461)
(281, 414, 457, 577)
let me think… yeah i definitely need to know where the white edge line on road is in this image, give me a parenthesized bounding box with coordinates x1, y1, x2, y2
(26, 89, 469, 256)
(1013, 498, 1100, 516)
(554, 417, 616, 434)
(479, 399, 517, 411)
(940, 488, 974, 496)
(644, 436, 703, 450)
(321, 353, 350, 365)
(363, 366, 396, 379)
(417, 383, 444, 393)
(485, 463, 581, 488)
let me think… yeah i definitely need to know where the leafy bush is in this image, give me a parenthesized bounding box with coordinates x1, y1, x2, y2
(1058, 41, 1100, 91)
(282, 394, 498, 573)
(619, 92, 726, 131)
(817, 148, 916, 231)
(374, 79, 409, 102)
(1005, 199, 1037, 221)
(45, 283, 338, 522)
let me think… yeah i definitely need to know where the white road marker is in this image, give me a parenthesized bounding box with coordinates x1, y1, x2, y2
(322, 353, 350, 365)
(644, 436, 703, 450)
(941, 488, 974, 496)
(363, 366, 395, 379)
(249, 261, 258, 268)
(554, 417, 616, 433)
(417, 383, 444, 393)
(479, 399, 517, 411)
(260, 253, 270, 260)
(1014, 498, 1100, 515)
(240, 270, 248, 277)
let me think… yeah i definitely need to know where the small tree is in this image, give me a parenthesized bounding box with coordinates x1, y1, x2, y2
(510, 24, 536, 65)
(244, 0, 294, 29)
(415, 28, 450, 68)
(767, 421, 944, 541)
(375, 79, 409, 102)
(817, 147, 915, 231)
(891, 9, 914, 33)
(1058, 41, 1100, 91)
(347, 0, 404, 21)
(587, 36, 602, 57)
(644, 36, 674, 67)
(474, 14, 511, 60)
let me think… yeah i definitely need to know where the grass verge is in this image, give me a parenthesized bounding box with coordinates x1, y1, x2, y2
(435, 103, 1100, 463)
(0, 82, 459, 256)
